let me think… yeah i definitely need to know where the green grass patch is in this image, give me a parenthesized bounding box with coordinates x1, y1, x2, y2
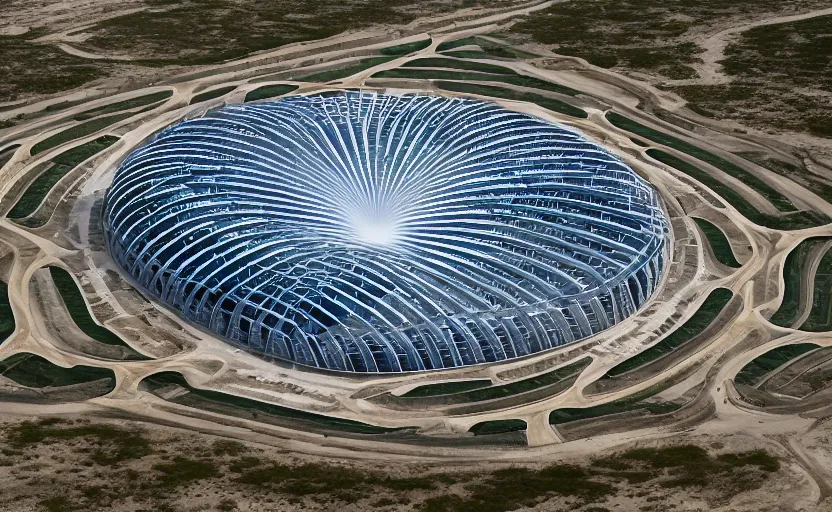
(468, 419, 527, 436)
(142, 371, 412, 434)
(8, 136, 118, 220)
(243, 84, 298, 102)
(73, 91, 172, 121)
(436, 37, 484, 52)
(379, 38, 431, 56)
(770, 237, 832, 327)
(647, 149, 826, 230)
(441, 357, 591, 402)
(0, 281, 14, 345)
(375, 67, 580, 96)
(296, 56, 396, 82)
(550, 379, 681, 425)
(693, 218, 741, 267)
(0, 352, 115, 389)
(734, 343, 820, 387)
(436, 36, 537, 59)
(402, 57, 517, 75)
(799, 246, 832, 332)
(607, 112, 796, 213)
(31, 112, 133, 156)
(606, 288, 733, 377)
(434, 81, 587, 118)
(49, 266, 145, 357)
(401, 379, 491, 398)
(190, 86, 237, 105)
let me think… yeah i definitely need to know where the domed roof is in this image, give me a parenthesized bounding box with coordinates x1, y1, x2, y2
(104, 91, 667, 372)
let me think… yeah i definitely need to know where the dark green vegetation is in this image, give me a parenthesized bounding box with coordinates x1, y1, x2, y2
(681, 14, 832, 137)
(607, 112, 797, 213)
(297, 56, 396, 82)
(693, 218, 741, 267)
(244, 84, 299, 103)
(48, 266, 145, 358)
(0, 417, 784, 512)
(510, 0, 705, 78)
(0, 32, 108, 102)
(647, 149, 827, 230)
(593, 445, 779, 489)
(31, 111, 138, 156)
(770, 238, 832, 327)
(801, 246, 832, 331)
(8, 136, 118, 220)
(437, 36, 538, 59)
(435, 81, 587, 118)
(422, 444, 778, 512)
(468, 419, 527, 436)
(734, 343, 820, 387)
(153, 456, 220, 488)
(190, 86, 237, 105)
(0, 281, 14, 345)
(738, 152, 832, 206)
(550, 379, 682, 425)
(401, 379, 491, 398)
(8, 418, 150, 465)
(606, 288, 733, 377)
(72, 91, 173, 121)
(142, 371, 410, 434)
(0, 145, 19, 168)
(376, 60, 580, 96)
(0, 353, 114, 390)
(403, 57, 518, 74)
(380, 38, 432, 56)
(509, 0, 831, 136)
(420, 466, 612, 512)
(79, 0, 445, 66)
(435, 357, 591, 403)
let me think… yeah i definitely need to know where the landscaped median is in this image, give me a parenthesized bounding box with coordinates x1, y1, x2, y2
(770, 237, 832, 328)
(693, 217, 742, 268)
(0, 352, 115, 400)
(48, 266, 148, 360)
(8, 136, 119, 224)
(604, 288, 734, 378)
(434, 81, 587, 119)
(647, 148, 826, 230)
(372, 358, 592, 416)
(141, 371, 415, 435)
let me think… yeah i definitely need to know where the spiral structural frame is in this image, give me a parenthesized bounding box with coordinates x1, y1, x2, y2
(104, 91, 668, 373)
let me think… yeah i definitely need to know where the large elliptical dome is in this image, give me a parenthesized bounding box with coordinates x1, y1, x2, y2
(104, 91, 667, 373)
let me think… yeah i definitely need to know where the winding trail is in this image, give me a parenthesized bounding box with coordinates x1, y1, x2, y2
(682, 6, 832, 86)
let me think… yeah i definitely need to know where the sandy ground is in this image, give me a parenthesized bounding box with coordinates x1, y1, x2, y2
(0, 1, 831, 510)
